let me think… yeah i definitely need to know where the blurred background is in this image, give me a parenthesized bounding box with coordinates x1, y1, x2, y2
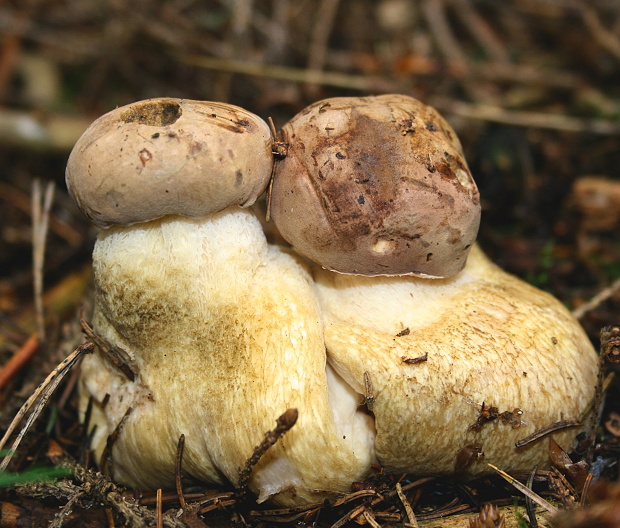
(2, 0, 620, 333)
(0, 0, 619, 523)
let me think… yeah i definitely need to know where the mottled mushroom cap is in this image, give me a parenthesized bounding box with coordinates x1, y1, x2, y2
(66, 98, 273, 228)
(270, 95, 481, 277)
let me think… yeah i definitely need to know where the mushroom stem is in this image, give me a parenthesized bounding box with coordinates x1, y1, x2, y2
(80, 208, 376, 505)
(313, 244, 599, 475)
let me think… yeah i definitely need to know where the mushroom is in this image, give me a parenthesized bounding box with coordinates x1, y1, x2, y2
(269, 94, 481, 277)
(68, 98, 375, 505)
(270, 94, 599, 476)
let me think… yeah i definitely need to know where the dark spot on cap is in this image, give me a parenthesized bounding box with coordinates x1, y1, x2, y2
(121, 100, 182, 126)
(426, 121, 437, 132)
(236, 119, 251, 130)
(211, 115, 254, 134)
(426, 253, 433, 261)
(190, 141, 202, 156)
(357, 195, 365, 205)
(336, 152, 346, 160)
(235, 170, 243, 187)
(399, 118, 415, 134)
(151, 133, 160, 139)
(138, 148, 152, 167)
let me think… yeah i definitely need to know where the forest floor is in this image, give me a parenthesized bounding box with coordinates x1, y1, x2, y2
(0, 1, 619, 526)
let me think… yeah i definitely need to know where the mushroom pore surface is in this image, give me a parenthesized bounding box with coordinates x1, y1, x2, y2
(270, 94, 481, 277)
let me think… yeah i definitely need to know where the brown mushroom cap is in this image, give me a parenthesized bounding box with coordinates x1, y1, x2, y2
(66, 98, 273, 228)
(270, 95, 481, 277)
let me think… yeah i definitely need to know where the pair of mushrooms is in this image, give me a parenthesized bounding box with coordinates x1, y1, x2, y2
(67, 95, 598, 506)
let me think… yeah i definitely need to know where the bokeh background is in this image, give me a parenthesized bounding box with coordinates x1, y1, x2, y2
(0, 0, 619, 525)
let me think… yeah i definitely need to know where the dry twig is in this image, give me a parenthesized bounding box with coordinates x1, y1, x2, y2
(80, 318, 135, 382)
(305, 0, 341, 97)
(572, 278, 620, 320)
(0, 333, 38, 390)
(487, 463, 559, 516)
(175, 434, 187, 510)
(449, 0, 510, 64)
(362, 509, 381, 528)
(181, 54, 391, 91)
(156, 488, 163, 528)
(236, 408, 298, 494)
(396, 481, 419, 528)
(100, 405, 134, 476)
(525, 466, 539, 528)
(421, 0, 490, 102)
(580, 5, 620, 61)
(515, 420, 582, 448)
(431, 97, 620, 135)
(0, 342, 94, 472)
(31, 179, 55, 342)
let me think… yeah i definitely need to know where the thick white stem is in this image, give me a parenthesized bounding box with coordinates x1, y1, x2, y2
(314, 244, 599, 475)
(80, 207, 375, 505)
